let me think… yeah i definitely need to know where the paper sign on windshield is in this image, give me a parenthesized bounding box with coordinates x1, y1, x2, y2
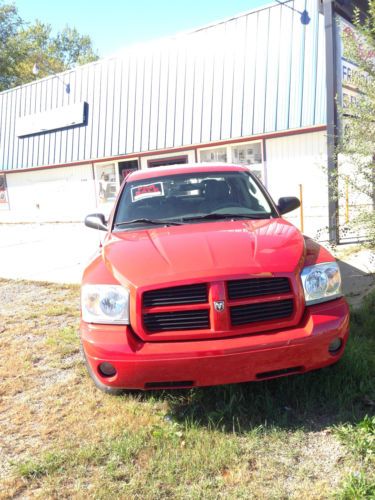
(131, 182, 164, 202)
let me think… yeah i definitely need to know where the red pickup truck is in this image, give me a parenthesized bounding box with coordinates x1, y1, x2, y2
(81, 164, 349, 393)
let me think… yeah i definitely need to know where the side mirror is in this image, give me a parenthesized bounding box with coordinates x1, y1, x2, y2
(277, 197, 300, 215)
(84, 213, 108, 231)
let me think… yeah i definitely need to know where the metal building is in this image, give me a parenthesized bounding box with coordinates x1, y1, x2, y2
(0, 0, 367, 241)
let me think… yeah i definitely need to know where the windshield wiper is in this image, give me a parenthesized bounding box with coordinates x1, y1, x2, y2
(115, 213, 270, 228)
(180, 213, 270, 222)
(114, 218, 183, 227)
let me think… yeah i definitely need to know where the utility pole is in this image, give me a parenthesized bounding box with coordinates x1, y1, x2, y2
(322, 0, 339, 244)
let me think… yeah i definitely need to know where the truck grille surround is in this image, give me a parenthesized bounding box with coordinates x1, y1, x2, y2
(141, 277, 297, 337)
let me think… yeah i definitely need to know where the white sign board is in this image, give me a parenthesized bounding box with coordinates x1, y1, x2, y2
(16, 101, 86, 137)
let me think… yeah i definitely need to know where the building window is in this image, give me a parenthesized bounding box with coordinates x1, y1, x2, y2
(147, 155, 188, 168)
(94, 160, 140, 206)
(231, 143, 262, 166)
(231, 142, 263, 180)
(200, 147, 227, 163)
(0, 174, 9, 210)
(199, 141, 264, 181)
(95, 163, 118, 205)
(118, 160, 139, 183)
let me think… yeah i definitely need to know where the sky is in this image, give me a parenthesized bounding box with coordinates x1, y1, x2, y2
(14, 0, 272, 58)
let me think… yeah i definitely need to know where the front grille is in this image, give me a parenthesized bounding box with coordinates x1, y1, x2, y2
(230, 299, 294, 326)
(141, 277, 295, 337)
(143, 283, 208, 307)
(144, 310, 210, 332)
(227, 278, 291, 300)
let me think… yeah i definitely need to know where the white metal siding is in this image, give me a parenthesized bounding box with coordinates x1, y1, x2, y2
(7, 164, 95, 221)
(266, 130, 329, 240)
(0, 0, 326, 171)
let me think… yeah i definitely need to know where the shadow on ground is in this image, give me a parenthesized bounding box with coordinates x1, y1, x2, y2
(338, 258, 375, 307)
(134, 267, 375, 434)
(141, 355, 374, 434)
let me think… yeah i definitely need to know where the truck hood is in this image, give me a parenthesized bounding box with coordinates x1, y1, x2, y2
(103, 218, 304, 289)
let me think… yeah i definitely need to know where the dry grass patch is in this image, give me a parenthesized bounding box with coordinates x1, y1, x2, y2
(0, 279, 374, 499)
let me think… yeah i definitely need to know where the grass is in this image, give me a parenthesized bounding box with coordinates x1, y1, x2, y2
(0, 279, 374, 499)
(335, 415, 375, 499)
(337, 415, 375, 461)
(333, 244, 364, 260)
(46, 326, 80, 357)
(337, 472, 375, 499)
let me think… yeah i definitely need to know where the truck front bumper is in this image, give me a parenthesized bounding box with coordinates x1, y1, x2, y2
(81, 298, 349, 390)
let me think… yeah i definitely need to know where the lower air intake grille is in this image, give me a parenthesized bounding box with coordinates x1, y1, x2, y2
(230, 299, 294, 326)
(144, 310, 210, 332)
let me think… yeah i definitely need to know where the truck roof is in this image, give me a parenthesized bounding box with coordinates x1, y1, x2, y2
(127, 163, 250, 182)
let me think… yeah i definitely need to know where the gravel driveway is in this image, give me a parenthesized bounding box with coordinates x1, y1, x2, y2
(0, 223, 103, 283)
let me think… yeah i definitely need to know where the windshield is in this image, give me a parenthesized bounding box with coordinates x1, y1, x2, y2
(113, 170, 275, 229)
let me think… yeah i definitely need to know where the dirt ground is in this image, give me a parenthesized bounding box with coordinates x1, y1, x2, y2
(0, 280, 81, 483)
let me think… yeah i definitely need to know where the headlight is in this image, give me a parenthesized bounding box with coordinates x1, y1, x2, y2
(81, 284, 130, 324)
(300, 262, 342, 305)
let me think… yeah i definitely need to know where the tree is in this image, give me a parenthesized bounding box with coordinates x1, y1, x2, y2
(338, 1, 375, 244)
(0, 1, 98, 92)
